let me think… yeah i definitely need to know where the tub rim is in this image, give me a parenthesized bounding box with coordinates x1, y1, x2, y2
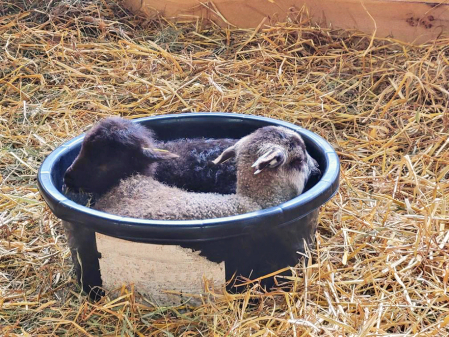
(37, 112, 339, 241)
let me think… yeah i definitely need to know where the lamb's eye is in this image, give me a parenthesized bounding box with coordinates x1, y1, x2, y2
(277, 131, 287, 140)
(290, 158, 303, 169)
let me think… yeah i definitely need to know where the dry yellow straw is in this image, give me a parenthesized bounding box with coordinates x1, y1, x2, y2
(1, 0, 448, 335)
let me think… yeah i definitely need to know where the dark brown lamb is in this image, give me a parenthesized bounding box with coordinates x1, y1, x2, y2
(63, 117, 237, 196)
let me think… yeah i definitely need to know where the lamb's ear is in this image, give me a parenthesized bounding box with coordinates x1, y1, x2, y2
(142, 148, 179, 161)
(213, 145, 237, 164)
(252, 147, 286, 175)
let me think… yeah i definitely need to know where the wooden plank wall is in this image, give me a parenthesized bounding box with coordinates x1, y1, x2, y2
(123, 0, 449, 44)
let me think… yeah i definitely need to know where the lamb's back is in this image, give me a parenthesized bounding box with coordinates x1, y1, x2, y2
(94, 175, 260, 220)
(155, 138, 237, 194)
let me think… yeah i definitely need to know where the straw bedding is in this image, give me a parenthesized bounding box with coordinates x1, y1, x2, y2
(1, 0, 448, 335)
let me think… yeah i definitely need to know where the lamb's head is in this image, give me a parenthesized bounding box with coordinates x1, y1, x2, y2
(213, 126, 321, 208)
(63, 117, 178, 194)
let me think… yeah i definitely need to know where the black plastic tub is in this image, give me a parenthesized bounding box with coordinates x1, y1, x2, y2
(38, 113, 339, 303)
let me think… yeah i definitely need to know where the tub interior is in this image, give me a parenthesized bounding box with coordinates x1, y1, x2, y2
(53, 116, 327, 202)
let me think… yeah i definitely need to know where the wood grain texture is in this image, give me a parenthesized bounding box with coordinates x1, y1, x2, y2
(96, 233, 225, 306)
(122, 0, 449, 43)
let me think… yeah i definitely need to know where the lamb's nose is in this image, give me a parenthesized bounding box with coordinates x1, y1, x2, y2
(64, 170, 75, 186)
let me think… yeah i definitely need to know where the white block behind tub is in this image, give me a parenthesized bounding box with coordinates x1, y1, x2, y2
(96, 233, 226, 305)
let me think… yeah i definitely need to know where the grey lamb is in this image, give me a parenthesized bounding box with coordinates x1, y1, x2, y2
(94, 126, 321, 220)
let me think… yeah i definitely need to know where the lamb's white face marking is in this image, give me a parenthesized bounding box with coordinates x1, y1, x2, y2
(286, 152, 319, 195)
(286, 168, 307, 196)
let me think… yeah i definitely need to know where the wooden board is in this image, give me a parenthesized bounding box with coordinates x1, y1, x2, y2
(122, 0, 449, 44)
(96, 233, 225, 306)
